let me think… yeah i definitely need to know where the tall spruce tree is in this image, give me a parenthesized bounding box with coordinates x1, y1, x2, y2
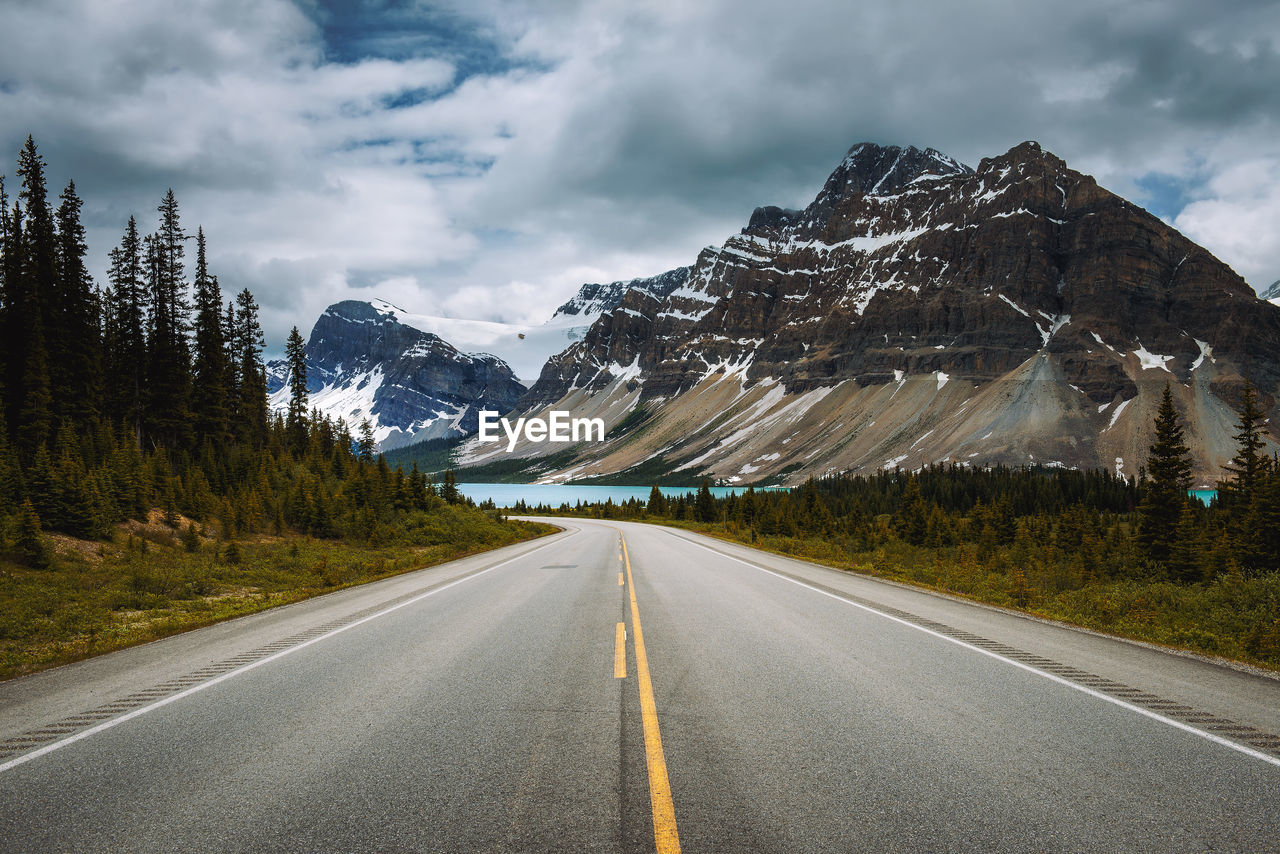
(105, 216, 147, 446)
(143, 192, 193, 449)
(233, 288, 268, 446)
(285, 325, 308, 449)
(54, 179, 102, 422)
(222, 296, 239, 418)
(1137, 383, 1193, 566)
(0, 176, 9, 408)
(10, 137, 55, 449)
(190, 227, 230, 445)
(695, 478, 717, 522)
(1219, 379, 1269, 512)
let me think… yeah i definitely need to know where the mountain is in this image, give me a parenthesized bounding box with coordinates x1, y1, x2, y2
(551, 267, 690, 319)
(1261, 280, 1280, 305)
(460, 140, 1280, 485)
(266, 300, 526, 450)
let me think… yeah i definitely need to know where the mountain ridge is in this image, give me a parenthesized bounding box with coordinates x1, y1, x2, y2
(267, 300, 526, 449)
(465, 139, 1280, 485)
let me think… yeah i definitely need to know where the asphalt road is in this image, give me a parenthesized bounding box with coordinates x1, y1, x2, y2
(1, 517, 1278, 852)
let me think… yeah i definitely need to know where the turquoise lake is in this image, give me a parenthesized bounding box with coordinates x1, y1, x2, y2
(459, 483, 1219, 509)
(457, 483, 776, 508)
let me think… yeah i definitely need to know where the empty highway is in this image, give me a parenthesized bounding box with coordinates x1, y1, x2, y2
(1, 518, 1277, 852)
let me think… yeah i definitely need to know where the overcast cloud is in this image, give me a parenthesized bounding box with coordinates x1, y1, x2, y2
(2, 0, 1278, 352)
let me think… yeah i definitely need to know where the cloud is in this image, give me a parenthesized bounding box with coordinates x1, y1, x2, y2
(1175, 153, 1280, 288)
(2, 0, 1278, 354)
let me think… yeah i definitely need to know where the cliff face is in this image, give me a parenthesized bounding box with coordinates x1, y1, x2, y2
(268, 301, 526, 449)
(551, 267, 690, 320)
(475, 141, 1280, 485)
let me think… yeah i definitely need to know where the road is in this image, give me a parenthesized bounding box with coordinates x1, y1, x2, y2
(1, 517, 1277, 852)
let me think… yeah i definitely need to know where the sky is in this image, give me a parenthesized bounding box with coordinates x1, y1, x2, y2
(2, 0, 1279, 354)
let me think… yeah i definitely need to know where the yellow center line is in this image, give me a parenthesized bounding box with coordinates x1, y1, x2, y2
(622, 534, 681, 854)
(614, 622, 627, 678)
(618, 571, 624, 586)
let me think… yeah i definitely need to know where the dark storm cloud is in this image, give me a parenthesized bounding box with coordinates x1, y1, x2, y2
(1, 0, 1278, 351)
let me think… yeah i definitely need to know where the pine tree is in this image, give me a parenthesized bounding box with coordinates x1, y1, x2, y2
(1219, 379, 1269, 511)
(695, 478, 717, 523)
(104, 216, 147, 445)
(222, 297, 238, 418)
(440, 468, 459, 505)
(54, 179, 102, 422)
(0, 175, 12, 419)
(7, 138, 55, 449)
(190, 227, 230, 445)
(144, 218, 192, 449)
(233, 288, 268, 445)
(15, 499, 50, 569)
(646, 485, 668, 516)
(1137, 383, 1193, 566)
(284, 325, 308, 448)
(357, 418, 376, 462)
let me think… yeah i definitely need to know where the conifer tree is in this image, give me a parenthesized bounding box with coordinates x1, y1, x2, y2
(1137, 383, 1193, 566)
(440, 468, 459, 505)
(285, 325, 308, 448)
(223, 297, 238, 415)
(646, 485, 668, 516)
(16, 499, 50, 569)
(233, 288, 268, 445)
(54, 180, 102, 422)
(695, 478, 717, 523)
(104, 216, 147, 446)
(1219, 379, 1269, 511)
(7, 138, 55, 449)
(144, 211, 193, 449)
(190, 228, 230, 445)
(357, 418, 376, 462)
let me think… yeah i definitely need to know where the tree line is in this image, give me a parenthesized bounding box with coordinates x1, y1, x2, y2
(526, 381, 1280, 583)
(0, 137, 470, 565)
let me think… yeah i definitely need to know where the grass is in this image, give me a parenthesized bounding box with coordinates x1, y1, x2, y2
(643, 519, 1280, 673)
(0, 508, 555, 681)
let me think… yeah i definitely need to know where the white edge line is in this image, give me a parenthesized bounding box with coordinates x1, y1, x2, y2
(0, 530, 575, 775)
(674, 532, 1280, 769)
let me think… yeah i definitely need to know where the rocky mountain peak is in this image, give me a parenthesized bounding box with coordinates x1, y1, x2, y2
(552, 267, 690, 320)
(747, 142, 974, 239)
(496, 138, 1280, 486)
(822, 141, 970, 197)
(269, 300, 526, 449)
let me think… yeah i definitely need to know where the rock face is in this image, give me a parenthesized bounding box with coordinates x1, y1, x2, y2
(552, 267, 690, 319)
(267, 301, 526, 449)
(479, 141, 1280, 485)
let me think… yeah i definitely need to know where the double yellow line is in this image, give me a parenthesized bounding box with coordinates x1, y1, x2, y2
(617, 533, 681, 854)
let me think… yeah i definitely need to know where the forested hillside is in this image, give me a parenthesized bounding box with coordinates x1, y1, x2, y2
(0, 138, 547, 677)
(523, 390, 1280, 670)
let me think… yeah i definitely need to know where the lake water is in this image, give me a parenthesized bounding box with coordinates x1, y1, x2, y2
(457, 483, 777, 508)
(459, 483, 1221, 509)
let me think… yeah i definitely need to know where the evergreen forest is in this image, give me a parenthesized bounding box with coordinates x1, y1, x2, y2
(0, 138, 546, 678)
(520, 383, 1280, 669)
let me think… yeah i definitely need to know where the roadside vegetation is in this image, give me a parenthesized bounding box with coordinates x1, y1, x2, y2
(520, 383, 1280, 672)
(0, 505, 547, 680)
(0, 138, 552, 680)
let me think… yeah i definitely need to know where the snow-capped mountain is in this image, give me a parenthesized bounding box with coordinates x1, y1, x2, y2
(266, 272, 688, 450)
(266, 300, 526, 450)
(551, 268, 689, 320)
(461, 141, 1280, 485)
(1260, 280, 1280, 306)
